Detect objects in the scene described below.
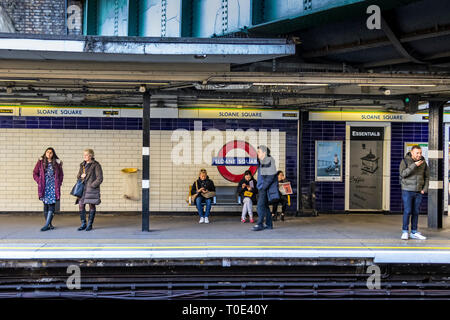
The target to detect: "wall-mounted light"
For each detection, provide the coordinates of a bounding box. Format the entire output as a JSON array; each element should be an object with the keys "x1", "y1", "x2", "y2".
[
  {"x1": 358, "y1": 84, "x2": 437, "y2": 87},
  {"x1": 6, "y1": 86, "x2": 13, "y2": 94},
  {"x1": 379, "y1": 87, "x2": 391, "y2": 95},
  {"x1": 253, "y1": 83, "x2": 328, "y2": 86},
  {"x1": 194, "y1": 54, "x2": 207, "y2": 59},
  {"x1": 139, "y1": 84, "x2": 147, "y2": 93}
]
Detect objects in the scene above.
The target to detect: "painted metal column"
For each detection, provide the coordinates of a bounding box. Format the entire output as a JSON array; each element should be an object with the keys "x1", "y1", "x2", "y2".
[
  {"x1": 296, "y1": 111, "x2": 303, "y2": 215},
  {"x1": 427, "y1": 101, "x2": 445, "y2": 229},
  {"x1": 142, "y1": 90, "x2": 151, "y2": 232}
]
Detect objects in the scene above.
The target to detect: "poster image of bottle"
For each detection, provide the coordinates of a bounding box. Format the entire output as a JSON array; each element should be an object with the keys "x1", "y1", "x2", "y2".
[
  {"x1": 349, "y1": 127, "x2": 384, "y2": 210},
  {"x1": 315, "y1": 141, "x2": 343, "y2": 182},
  {"x1": 404, "y1": 142, "x2": 428, "y2": 163}
]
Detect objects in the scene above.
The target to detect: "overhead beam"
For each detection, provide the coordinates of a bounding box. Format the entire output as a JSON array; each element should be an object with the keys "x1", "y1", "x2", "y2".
[
  {"x1": 302, "y1": 24, "x2": 450, "y2": 58},
  {"x1": 363, "y1": 51, "x2": 450, "y2": 68},
  {"x1": 380, "y1": 15, "x2": 425, "y2": 64}
]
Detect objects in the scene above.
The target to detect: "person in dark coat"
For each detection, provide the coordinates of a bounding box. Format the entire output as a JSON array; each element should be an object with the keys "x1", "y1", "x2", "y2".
[
  {"x1": 271, "y1": 170, "x2": 289, "y2": 222},
  {"x1": 252, "y1": 145, "x2": 277, "y2": 231},
  {"x1": 237, "y1": 170, "x2": 258, "y2": 223},
  {"x1": 191, "y1": 169, "x2": 215, "y2": 224},
  {"x1": 76, "y1": 149, "x2": 103, "y2": 231},
  {"x1": 33, "y1": 147, "x2": 63, "y2": 231}
]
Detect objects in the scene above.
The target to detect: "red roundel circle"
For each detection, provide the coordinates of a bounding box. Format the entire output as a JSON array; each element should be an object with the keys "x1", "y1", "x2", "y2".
[{"x1": 217, "y1": 140, "x2": 257, "y2": 183}]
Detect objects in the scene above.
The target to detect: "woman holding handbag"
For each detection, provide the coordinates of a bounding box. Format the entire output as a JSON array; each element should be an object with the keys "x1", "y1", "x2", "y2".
[
  {"x1": 237, "y1": 170, "x2": 258, "y2": 223},
  {"x1": 75, "y1": 149, "x2": 103, "y2": 231},
  {"x1": 33, "y1": 147, "x2": 64, "y2": 232},
  {"x1": 191, "y1": 169, "x2": 215, "y2": 224}
]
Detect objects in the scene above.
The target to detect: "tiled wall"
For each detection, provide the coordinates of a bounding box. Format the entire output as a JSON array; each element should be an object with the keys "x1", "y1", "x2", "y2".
[
  {"x1": 0, "y1": 116, "x2": 298, "y2": 213},
  {"x1": 301, "y1": 118, "x2": 431, "y2": 213},
  {"x1": 391, "y1": 122, "x2": 429, "y2": 213},
  {"x1": 301, "y1": 120, "x2": 346, "y2": 212}
]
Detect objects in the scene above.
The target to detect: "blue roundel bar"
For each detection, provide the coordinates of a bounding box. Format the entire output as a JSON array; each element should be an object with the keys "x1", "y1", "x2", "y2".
[{"x1": 212, "y1": 157, "x2": 258, "y2": 166}]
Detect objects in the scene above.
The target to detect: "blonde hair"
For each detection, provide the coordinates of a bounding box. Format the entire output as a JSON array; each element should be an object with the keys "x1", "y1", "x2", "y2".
[
  {"x1": 199, "y1": 168, "x2": 207, "y2": 175},
  {"x1": 84, "y1": 149, "x2": 95, "y2": 158}
]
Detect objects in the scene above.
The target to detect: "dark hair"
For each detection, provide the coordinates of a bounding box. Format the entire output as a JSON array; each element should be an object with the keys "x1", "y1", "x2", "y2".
[
  {"x1": 257, "y1": 145, "x2": 271, "y2": 156},
  {"x1": 276, "y1": 170, "x2": 284, "y2": 177},
  {"x1": 244, "y1": 170, "x2": 253, "y2": 178},
  {"x1": 41, "y1": 147, "x2": 59, "y2": 170},
  {"x1": 411, "y1": 145, "x2": 422, "y2": 151}
]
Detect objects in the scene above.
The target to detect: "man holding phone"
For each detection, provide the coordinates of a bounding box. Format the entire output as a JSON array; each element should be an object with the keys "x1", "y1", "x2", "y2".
[{"x1": 399, "y1": 145, "x2": 429, "y2": 240}]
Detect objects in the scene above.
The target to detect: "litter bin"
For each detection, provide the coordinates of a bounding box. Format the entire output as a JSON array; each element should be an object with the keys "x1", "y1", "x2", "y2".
[{"x1": 121, "y1": 168, "x2": 140, "y2": 201}]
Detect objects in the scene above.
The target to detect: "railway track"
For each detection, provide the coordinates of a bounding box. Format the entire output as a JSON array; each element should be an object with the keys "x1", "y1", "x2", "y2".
[{"x1": 0, "y1": 261, "x2": 448, "y2": 299}]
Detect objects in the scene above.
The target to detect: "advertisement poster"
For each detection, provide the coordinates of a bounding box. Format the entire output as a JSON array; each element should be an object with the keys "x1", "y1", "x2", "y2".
[
  {"x1": 404, "y1": 142, "x2": 428, "y2": 163},
  {"x1": 315, "y1": 141, "x2": 343, "y2": 182},
  {"x1": 349, "y1": 127, "x2": 384, "y2": 210}
]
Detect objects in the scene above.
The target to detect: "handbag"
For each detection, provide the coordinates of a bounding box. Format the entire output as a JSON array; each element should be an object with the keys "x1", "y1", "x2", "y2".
[
  {"x1": 202, "y1": 191, "x2": 216, "y2": 199},
  {"x1": 70, "y1": 166, "x2": 85, "y2": 198},
  {"x1": 267, "y1": 176, "x2": 280, "y2": 205},
  {"x1": 244, "y1": 191, "x2": 253, "y2": 198},
  {"x1": 186, "y1": 181, "x2": 199, "y2": 205},
  {"x1": 70, "y1": 179, "x2": 85, "y2": 198}
]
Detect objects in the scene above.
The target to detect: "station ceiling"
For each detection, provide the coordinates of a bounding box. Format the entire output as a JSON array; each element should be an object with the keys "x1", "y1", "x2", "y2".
[{"x1": 0, "y1": 0, "x2": 449, "y2": 112}]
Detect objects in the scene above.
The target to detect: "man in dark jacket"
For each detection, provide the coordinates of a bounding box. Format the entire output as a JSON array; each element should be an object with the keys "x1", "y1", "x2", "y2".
[
  {"x1": 399, "y1": 145, "x2": 429, "y2": 240},
  {"x1": 252, "y1": 145, "x2": 277, "y2": 231}
]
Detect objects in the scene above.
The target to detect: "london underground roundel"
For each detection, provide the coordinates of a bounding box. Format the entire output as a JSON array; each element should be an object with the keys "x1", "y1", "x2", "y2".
[{"x1": 212, "y1": 140, "x2": 258, "y2": 183}]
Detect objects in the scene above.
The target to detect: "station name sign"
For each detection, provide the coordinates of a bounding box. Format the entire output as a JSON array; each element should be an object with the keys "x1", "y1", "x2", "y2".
[
  {"x1": 0, "y1": 106, "x2": 298, "y2": 120},
  {"x1": 309, "y1": 111, "x2": 434, "y2": 122},
  {"x1": 212, "y1": 157, "x2": 258, "y2": 166},
  {"x1": 180, "y1": 108, "x2": 299, "y2": 120}
]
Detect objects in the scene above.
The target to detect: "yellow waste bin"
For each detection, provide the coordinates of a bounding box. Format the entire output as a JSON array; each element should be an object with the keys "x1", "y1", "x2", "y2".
[{"x1": 121, "y1": 168, "x2": 140, "y2": 201}]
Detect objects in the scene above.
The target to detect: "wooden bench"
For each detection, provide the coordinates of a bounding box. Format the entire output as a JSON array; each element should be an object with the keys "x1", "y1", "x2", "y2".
[{"x1": 187, "y1": 185, "x2": 240, "y2": 206}]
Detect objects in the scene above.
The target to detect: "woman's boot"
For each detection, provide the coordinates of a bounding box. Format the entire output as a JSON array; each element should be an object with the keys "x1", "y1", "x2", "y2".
[
  {"x1": 85, "y1": 209, "x2": 96, "y2": 231},
  {"x1": 40, "y1": 210, "x2": 54, "y2": 232},
  {"x1": 77, "y1": 208, "x2": 87, "y2": 231}
]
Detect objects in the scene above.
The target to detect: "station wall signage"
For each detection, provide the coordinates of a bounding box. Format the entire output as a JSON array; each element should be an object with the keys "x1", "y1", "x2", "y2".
[
  {"x1": 0, "y1": 107, "x2": 17, "y2": 115},
  {"x1": 0, "y1": 106, "x2": 298, "y2": 120},
  {"x1": 212, "y1": 140, "x2": 258, "y2": 183},
  {"x1": 180, "y1": 108, "x2": 299, "y2": 120},
  {"x1": 350, "y1": 126, "x2": 384, "y2": 140},
  {"x1": 309, "y1": 110, "x2": 439, "y2": 122}
]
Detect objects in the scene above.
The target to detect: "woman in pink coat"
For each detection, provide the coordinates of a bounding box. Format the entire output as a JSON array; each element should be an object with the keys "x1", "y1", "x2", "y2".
[{"x1": 33, "y1": 147, "x2": 64, "y2": 231}]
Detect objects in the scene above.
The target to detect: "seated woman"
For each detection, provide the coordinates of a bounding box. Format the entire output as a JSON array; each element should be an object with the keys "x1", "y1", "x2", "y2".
[
  {"x1": 237, "y1": 170, "x2": 258, "y2": 223},
  {"x1": 191, "y1": 169, "x2": 216, "y2": 224},
  {"x1": 271, "y1": 170, "x2": 289, "y2": 221}
]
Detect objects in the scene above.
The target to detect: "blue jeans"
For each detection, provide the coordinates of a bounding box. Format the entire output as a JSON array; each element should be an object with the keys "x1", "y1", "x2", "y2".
[
  {"x1": 402, "y1": 190, "x2": 422, "y2": 233},
  {"x1": 195, "y1": 195, "x2": 212, "y2": 218},
  {"x1": 256, "y1": 189, "x2": 273, "y2": 228}
]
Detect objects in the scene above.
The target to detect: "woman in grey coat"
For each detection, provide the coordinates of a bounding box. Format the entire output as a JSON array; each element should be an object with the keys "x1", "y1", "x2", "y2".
[{"x1": 76, "y1": 149, "x2": 103, "y2": 231}]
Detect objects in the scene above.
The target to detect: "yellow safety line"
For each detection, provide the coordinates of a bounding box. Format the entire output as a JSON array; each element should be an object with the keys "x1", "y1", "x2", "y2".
[{"x1": 0, "y1": 245, "x2": 449, "y2": 250}]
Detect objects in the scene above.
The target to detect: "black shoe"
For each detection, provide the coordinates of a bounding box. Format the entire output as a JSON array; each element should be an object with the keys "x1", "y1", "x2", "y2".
[
  {"x1": 252, "y1": 225, "x2": 264, "y2": 231},
  {"x1": 272, "y1": 214, "x2": 277, "y2": 221},
  {"x1": 85, "y1": 209, "x2": 96, "y2": 231},
  {"x1": 264, "y1": 225, "x2": 273, "y2": 230},
  {"x1": 78, "y1": 209, "x2": 87, "y2": 231},
  {"x1": 49, "y1": 224, "x2": 55, "y2": 230},
  {"x1": 40, "y1": 211, "x2": 54, "y2": 232}
]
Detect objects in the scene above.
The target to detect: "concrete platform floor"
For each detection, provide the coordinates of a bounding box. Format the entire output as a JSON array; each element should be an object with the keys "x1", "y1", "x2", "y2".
[{"x1": 0, "y1": 213, "x2": 448, "y2": 263}]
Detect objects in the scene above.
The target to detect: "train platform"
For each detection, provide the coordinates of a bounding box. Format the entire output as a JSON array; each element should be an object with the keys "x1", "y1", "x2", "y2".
[{"x1": 0, "y1": 213, "x2": 448, "y2": 265}]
